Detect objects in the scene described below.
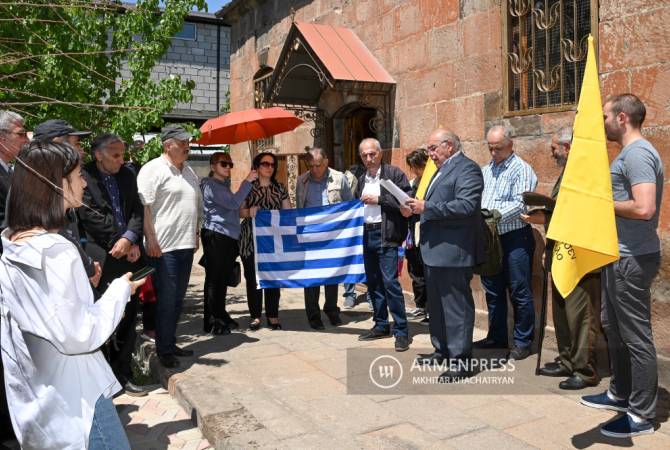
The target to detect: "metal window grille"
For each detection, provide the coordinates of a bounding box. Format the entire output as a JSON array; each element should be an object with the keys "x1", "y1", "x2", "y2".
[
  {"x1": 503, "y1": 0, "x2": 598, "y2": 116},
  {"x1": 254, "y1": 70, "x2": 274, "y2": 149}
]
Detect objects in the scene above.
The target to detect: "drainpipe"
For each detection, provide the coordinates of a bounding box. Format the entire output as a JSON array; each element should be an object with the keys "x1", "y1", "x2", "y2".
[{"x1": 216, "y1": 23, "x2": 221, "y2": 112}]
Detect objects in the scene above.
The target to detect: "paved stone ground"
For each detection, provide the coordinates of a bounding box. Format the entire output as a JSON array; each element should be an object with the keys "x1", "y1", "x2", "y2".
[
  {"x1": 114, "y1": 388, "x2": 211, "y2": 450},
  {"x1": 153, "y1": 258, "x2": 670, "y2": 449}
]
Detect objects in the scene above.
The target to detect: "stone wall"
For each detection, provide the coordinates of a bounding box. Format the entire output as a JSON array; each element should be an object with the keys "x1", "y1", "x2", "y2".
[{"x1": 224, "y1": 0, "x2": 670, "y2": 360}]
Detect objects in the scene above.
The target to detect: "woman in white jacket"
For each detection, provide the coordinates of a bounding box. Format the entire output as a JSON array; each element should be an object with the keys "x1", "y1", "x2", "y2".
[{"x1": 0, "y1": 141, "x2": 144, "y2": 449}]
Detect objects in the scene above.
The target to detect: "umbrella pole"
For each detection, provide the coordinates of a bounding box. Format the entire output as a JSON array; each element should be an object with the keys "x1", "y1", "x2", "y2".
[{"x1": 247, "y1": 140, "x2": 256, "y2": 162}]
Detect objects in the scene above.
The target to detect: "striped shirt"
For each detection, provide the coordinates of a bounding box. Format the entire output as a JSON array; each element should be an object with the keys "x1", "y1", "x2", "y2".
[{"x1": 481, "y1": 153, "x2": 537, "y2": 235}]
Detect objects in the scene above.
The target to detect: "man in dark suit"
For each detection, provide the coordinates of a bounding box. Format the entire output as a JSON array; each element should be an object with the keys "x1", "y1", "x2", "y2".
[
  {"x1": 78, "y1": 133, "x2": 148, "y2": 396},
  {"x1": 406, "y1": 129, "x2": 484, "y2": 381},
  {"x1": 0, "y1": 110, "x2": 28, "y2": 443}
]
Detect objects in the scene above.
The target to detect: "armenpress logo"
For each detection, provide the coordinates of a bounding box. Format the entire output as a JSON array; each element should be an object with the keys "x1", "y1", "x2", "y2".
[{"x1": 369, "y1": 354, "x2": 403, "y2": 389}]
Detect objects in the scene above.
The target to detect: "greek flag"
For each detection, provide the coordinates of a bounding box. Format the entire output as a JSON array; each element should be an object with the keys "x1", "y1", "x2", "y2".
[{"x1": 253, "y1": 200, "x2": 366, "y2": 289}]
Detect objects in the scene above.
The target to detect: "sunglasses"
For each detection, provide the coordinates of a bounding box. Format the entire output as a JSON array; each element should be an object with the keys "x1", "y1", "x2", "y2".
[
  {"x1": 217, "y1": 161, "x2": 234, "y2": 168},
  {"x1": 258, "y1": 161, "x2": 275, "y2": 168}
]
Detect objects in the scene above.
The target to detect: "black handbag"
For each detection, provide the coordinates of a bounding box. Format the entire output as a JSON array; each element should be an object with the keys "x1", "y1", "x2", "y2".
[{"x1": 227, "y1": 261, "x2": 241, "y2": 287}]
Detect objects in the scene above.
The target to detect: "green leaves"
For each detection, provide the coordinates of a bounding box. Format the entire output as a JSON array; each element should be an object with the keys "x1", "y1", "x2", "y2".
[{"x1": 0, "y1": 0, "x2": 207, "y2": 154}]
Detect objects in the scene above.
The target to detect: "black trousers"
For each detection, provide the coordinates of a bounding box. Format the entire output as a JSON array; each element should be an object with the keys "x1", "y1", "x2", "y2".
[
  {"x1": 201, "y1": 229, "x2": 238, "y2": 326},
  {"x1": 99, "y1": 253, "x2": 143, "y2": 385},
  {"x1": 304, "y1": 284, "x2": 339, "y2": 322},
  {"x1": 405, "y1": 246, "x2": 426, "y2": 309},
  {"x1": 241, "y1": 252, "x2": 279, "y2": 319}
]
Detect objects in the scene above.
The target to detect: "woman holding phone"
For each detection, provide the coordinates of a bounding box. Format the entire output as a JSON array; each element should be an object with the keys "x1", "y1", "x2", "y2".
[
  {"x1": 239, "y1": 152, "x2": 291, "y2": 331},
  {"x1": 200, "y1": 152, "x2": 257, "y2": 335},
  {"x1": 0, "y1": 141, "x2": 145, "y2": 450}
]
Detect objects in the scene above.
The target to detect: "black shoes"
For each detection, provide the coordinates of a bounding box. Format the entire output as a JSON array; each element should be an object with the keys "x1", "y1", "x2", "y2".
[
  {"x1": 173, "y1": 346, "x2": 194, "y2": 357},
  {"x1": 309, "y1": 320, "x2": 325, "y2": 330},
  {"x1": 473, "y1": 338, "x2": 508, "y2": 349},
  {"x1": 159, "y1": 354, "x2": 180, "y2": 368},
  {"x1": 358, "y1": 328, "x2": 392, "y2": 341},
  {"x1": 394, "y1": 336, "x2": 410, "y2": 352},
  {"x1": 124, "y1": 381, "x2": 151, "y2": 397},
  {"x1": 327, "y1": 314, "x2": 343, "y2": 326},
  {"x1": 249, "y1": 318, "x2": 261, "y2": 331},
  {"x1": 538, "y1": 364, "x2": 571, "y2": 377},
  {"x1": 211, "y1": 319, "x2": 232, "y2": 336},
  {"x1": 559, "y1": 375, "x2": 598, "y2": 390},
  {"x1": 507, "y1": 346, "x2": 531, "y2": 360},
  {"x1": 267, "y1": 319, "x2": 282, "y2": 330},
  {"x1": 415, "y1": 352, "x2": 445, "y2": 366}
]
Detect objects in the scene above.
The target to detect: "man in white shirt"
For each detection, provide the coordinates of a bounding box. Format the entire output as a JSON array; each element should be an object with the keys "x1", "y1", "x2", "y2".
[{"x1": 137, "y1": 125, "x2": 201, "y2": 369}]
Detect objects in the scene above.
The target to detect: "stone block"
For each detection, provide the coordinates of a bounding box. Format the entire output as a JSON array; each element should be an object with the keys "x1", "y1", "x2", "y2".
[
  {"x1": 484, "y1": 91, "x2": 502, "y2": 121},
  {"x1": 503, "y1": 114, "x2": 543, "y2": 137},
  {"x1": 463, "y1": 10, "x2": 496, "y2": 58},
  {"x1": 402, "y1": 63, "x2": 455, "y2": 108},
  {"x1": 511, "y1": 136, "x2": 561, "y2": 185},
  {"x1": 396, "y1": 1, "x2": 422, "y2": 40},
  {"x1": 631, "y1": 64, "x2": 670, "y2": 127},
  {"x1": 428, "y1": 22, "x2": 462, "y2": 65},
  {"x1": 436, "y1": 94, "x2": 485, "y2": 141},
  {"x1": 540, "y1": 110, "x2": 575, "y2": 134},
  {"x1": 397, "y1": 104, "x2": 437, "y2": 150},
  {"x1": 419, "y1": 0, "x2": 459, "y2": 29},
  {"x1": 600, "y1": 0, "x2": 661, "y2": 21},
  {"x1": 462, "y1": 53, "x2": 503, "y2": 96},
  {"x1": 599, "y1": 8, "x2": 670, "y2": 72},
  {"x1": 459, "y1": 0, "x2": 498, "y2": 18},
  {"x1": 396, "y1": 32, "x2": 428, "y2": 73},
  {"x1": 381, "y1": 10, "x2": 395, "y2": 45}
]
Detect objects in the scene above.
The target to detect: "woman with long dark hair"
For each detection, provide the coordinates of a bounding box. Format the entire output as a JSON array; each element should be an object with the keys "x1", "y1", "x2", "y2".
[
  {"x1": 0, "y1": 141, "x2": 144, "y2": 449},
  {"x1": 201, "y1": 152, "x2": 257, "y2": 334},
  {"x1": 239, "y1": 152, "x2": 291, "y2": 330}
]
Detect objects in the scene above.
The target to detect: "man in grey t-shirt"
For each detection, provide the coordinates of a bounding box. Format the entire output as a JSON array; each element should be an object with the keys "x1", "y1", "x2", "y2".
[{"x1": 580, "y1": 94, "x2": 664, "y2": 438}]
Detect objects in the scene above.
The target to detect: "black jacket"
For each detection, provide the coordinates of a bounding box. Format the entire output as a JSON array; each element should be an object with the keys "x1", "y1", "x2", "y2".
[
  {"x1": 78, "y1": 162, "x2": 144, "y2": 269},
  {"x1": 355, "y1": 163, "x2": 411, "y2": 246}
]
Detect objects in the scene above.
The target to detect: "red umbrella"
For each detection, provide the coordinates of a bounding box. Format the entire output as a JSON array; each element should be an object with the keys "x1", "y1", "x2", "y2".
[{"x1": 196, "y1": 107, "x2": 304, "y2": 145}]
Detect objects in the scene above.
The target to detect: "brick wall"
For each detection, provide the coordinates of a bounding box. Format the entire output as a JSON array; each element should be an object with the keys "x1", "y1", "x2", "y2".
[
  {"x1": 224, "y1": 0, "x2": 670, "y2": 361},
  {"x1": 120, "y1": 20, "x2": 231, "y2": 118}
]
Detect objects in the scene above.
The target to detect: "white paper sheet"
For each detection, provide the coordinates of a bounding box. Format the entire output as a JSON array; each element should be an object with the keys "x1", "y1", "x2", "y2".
[{"x1": 380, "y1": 179, "x2": 410, "y2": 205}]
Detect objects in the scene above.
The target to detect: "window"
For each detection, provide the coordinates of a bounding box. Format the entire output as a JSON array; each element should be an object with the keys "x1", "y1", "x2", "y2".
[
  {"x1": 503, "y1": 0, "x2": 598, "y2": 115},
  {"x1": 174, "y1": 22, "x2": 197, "y2": 41}
]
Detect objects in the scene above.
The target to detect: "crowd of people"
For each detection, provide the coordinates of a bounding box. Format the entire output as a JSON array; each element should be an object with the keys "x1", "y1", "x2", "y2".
[{"x1": 0, "y1": 91, "x2": 664, "y2": 447}]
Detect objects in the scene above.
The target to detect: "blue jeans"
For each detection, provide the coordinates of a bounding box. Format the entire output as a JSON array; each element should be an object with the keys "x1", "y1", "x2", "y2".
[
  {"x1": 481, "y1": 226, "x2": 535, "y2": 348},
  {"x1": 150, "y1": 249, "x2": 194, "y2": 356},
  {"x1": 342, "y1": 283, "x2": 356, "y2": 300},
  {"x1": 88, "y1": 395, "x2": 130, "y2": 450},
  {"x1": 363, "y1": 227, "x2": 408, "y2": 337}
]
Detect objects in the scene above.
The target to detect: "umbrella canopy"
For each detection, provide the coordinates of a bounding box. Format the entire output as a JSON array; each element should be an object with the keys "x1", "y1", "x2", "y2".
[{"x1": 196, "y1": 107, "x2": 304, "y2": 145}]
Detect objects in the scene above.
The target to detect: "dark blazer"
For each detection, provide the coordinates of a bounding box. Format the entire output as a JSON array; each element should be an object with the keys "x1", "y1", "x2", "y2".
[
  {"x1": 420, "y1": 152, "x2": 485, "y2": 268},
  {"x1": 355, "y1": 163, "x2": 411, "y2": 246},
  {"x1": 0, "y1": 164, "x2": 10, "y2": 231},
  {"x1": 78, "y1": 162, "x2": 143, "y2": 266}
]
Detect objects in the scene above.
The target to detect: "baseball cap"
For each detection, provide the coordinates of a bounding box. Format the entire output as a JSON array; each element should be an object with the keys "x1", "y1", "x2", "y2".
[
  {"x1": 33, "y1": 119, "x2": 91, "y2": 140},
  {"x1": 160, "y1": 124, "x2": 192, "y2": 142}
]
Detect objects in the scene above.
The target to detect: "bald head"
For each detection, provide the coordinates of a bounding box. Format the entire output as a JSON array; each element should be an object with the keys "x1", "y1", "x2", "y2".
[
  {"x1": 487, "y1": 125, "x2": 514, "y2": 164},
  {"x1": 426, "y1": 128, "x2": 462, "y2": 168}
]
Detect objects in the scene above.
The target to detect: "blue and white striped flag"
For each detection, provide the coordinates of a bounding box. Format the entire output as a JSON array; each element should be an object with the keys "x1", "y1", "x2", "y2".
[{"x1": 253, "y1": 200, "x2": 367, "y2": 289}]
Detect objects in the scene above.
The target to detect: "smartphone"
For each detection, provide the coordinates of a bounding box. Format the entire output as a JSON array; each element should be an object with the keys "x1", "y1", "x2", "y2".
[{"x1": 130, "y1": 266, "x2": 155, "y2": 282}]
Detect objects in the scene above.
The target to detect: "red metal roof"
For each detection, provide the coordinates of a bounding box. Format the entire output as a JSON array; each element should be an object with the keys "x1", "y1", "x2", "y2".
[{"x1": 295, "y1": 22, "x2": 395, "y2": 84}]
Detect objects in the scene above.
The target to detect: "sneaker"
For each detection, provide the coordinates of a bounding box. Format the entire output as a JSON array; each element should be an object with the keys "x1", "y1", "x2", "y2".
[
  {"x1": 507, "y1": 346, "x2": 531, "y2": 360},
  {"x1": 581, "y1": 391, "x2": 629, "y2": 412},
  {"x1": 419, "y1": 317, "x2": 430, "y2": 326},
  {"x1": 407, "y1": 307, "x2": 426, "y2": 319},
  {"x1": 394, "y1": 335, "x2": 410, "y2": 352},
  {"x1": 343, "y1": 297, "x2": 355, "y2": 309},
  {"x1": 600, "y1": 414, "x2": 654, "y2": 438},
  {"x1": 358, "y1": 328, "x2": 391, "y2": 341}
]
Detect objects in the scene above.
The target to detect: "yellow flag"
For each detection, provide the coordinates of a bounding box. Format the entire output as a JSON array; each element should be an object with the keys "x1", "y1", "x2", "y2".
[
  {"x1": 415, "y1": 158, "x2": 437, "y2": 200},
  {"x1": 546, "y1": 35, "x2": 619, "y2": 297}
]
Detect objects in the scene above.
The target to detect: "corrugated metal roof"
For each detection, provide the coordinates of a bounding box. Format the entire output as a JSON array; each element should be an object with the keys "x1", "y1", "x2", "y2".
[{"x1": 295, "y1": 22, "x2": 395, "y2": 84}]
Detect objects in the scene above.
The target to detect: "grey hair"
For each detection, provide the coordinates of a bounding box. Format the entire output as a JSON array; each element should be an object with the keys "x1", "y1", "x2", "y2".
[
  {"x1": 487, "y1": 125, "x2": 513, "y2": 144},
  {"x1": 554, "y1": 126, "x2": 573, "y2": 145},
  {"x1": 91, "y1": 133, "x2": 124, "y2": 154},
  {"x1": 435, "y1": 129, "x2": 463, "y2": 153},
  {"x1": 359, "y1": 137, "x2": 381, "y2": 153},
  {"x1": 0, "y1": 110, "x2": 24, "y2": 133},
  {"x1": 306, "y1": 147, "x2": 328, "y2": 160}
]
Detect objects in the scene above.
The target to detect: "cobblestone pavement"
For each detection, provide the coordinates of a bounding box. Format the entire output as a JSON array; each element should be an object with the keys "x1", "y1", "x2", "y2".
[
  {"x1": 115, "y1": 388, "x2": 211, "y2": 450},
  {"x1": 148, "y1": 257, "x2": 670, "y2": 449}
]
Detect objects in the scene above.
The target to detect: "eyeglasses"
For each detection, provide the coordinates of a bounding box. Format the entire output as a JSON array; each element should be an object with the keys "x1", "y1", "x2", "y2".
[
  {"x1": 217, "y1": 161, "x2": 234, "y2": 168},
  {"x1": 309, "y1": 163, "x2": 323, "y2": 169},
  {"x1": 426, "y1": 140, "x2": 449, "y2": 153},
  {"x1": 258, "y1": 161, "x2": 275, "y2": 168}
]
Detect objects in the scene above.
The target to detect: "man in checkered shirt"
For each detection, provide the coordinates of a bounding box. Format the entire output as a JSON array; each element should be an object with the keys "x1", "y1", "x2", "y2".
[{"x1": 477, "y1": 125, "x2": 538, "y2": 361}]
